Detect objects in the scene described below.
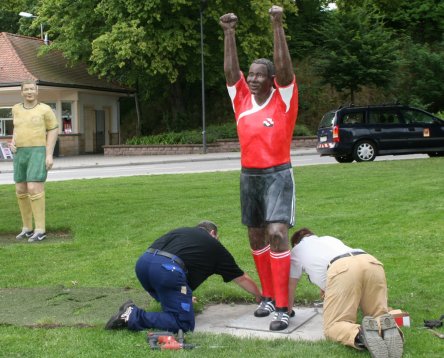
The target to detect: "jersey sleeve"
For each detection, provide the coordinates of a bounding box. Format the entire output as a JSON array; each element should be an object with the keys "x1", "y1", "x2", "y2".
[
  {"x1": 44, "y1": 105, "x2": 58, "y2": 131},
  {"x1": 289, "y1": 249, "x2": 303, "y2": 279},
  {"x1": 227, "y1": 72, "x2": 250, "y2": 115},
  {"x1": 275, "y1": 75, "x2": 298, "y2": 114},
  {"x1": 214, "y1": 242, "x2": 244, "y2": 282}
]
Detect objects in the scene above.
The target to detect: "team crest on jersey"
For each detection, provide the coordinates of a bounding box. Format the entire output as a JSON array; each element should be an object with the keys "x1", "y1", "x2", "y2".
[{"x1": 263, "y1": 118, "x2": 274, "y2": 127}]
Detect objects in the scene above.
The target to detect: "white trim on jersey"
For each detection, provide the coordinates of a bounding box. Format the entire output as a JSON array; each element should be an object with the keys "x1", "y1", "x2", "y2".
[
  {"x1": 279, "y1": 84, "x2": 295, "y2": 113},
  {"x1": 236, "y1": 88, "x2": 276, "y2": 125},
  {"x1": 227, "y1": 85, "x2": 237, "y2": 113}
]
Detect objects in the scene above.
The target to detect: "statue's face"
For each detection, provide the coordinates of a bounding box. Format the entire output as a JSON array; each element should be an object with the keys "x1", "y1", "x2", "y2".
[
  {"x1": 21, "y1": 84, "x2": 38, "y2": 102},
  {"x1": 247, "y1": 63, "x2": 273, "y2": 98}
]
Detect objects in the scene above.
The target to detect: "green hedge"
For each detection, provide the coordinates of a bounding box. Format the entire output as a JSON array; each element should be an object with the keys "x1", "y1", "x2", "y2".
[{"x1": 126, "y1": 122, "x2": 313, "y2": 145}]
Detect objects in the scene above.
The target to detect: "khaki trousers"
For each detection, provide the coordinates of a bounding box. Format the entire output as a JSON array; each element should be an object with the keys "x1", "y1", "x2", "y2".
[{"x1": 323, "y1": 254, "x2": 388, "y2": 348}]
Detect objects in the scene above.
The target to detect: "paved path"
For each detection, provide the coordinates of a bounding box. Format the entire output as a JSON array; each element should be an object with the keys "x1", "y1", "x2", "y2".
[{"x1": 0, "y1": 148, "x2": 317, "y2": 174}]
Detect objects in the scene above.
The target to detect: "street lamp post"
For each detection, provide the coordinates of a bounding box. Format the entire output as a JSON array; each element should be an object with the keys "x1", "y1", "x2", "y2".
[
  {"x1": 19, "y1": 11, "x2": 44, "y2": 40},
  {"x1": 200, "y1": 1, "x2": 207, "y2": 154}
]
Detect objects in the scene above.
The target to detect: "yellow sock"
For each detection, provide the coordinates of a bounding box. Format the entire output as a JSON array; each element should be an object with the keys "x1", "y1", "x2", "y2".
[
  {"x1": 16, "y1": 192, "x2": 33, "y2": 230},
  {"x1": 30, "y1": 191, "x2": 45, "y2": 233}
]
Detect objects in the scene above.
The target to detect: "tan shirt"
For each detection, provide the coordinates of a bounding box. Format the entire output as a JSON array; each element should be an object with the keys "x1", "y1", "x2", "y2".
[{"x1": 13, "y1": 103, "x2": 58, "y2": 147}]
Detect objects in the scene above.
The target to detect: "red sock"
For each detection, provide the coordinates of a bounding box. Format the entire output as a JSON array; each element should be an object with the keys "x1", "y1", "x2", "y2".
[
  {"x1": 270, "y1": 250, "x2": 290, "y2": 309},
  {"x1": 252, "y1": 245, "x2": 274, "y2": 299}
]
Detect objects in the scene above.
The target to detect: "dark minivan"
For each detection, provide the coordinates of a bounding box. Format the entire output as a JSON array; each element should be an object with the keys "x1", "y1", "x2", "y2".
[{"x1": 316, "y1": 104, "x2": 444, "y2": 162}]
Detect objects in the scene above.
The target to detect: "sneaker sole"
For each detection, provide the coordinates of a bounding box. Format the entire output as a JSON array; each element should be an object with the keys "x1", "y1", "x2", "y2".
[
  {"x1": 105, "y1": 300, "x2": 134, "y2": 330},
  {"x1": 16, "y1": 232, "x2": 34, "y2": 240},
  {"x1": 361, "y1": 316, "x2": 389, "y2": 358},
  {"x1": 254, "y1": 309, "x2": 274, "y2": 317},
  {"x1": 379, "y1": 314, "x2": 403, "y2": 358},
  {"x1": 28, "y1": 234, "x2": 47, "y2": 243}
]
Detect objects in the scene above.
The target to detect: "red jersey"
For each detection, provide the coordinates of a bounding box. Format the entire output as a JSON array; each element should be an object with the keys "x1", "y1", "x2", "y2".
[{"x1": 227, "y1": 73, "x2": 298, "y2": 168}]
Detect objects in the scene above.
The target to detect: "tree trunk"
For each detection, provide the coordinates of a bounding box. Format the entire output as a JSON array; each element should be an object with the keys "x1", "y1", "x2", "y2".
[
  {"x1": 169, "y1": 82, "x2": 186, "y2": 125},
  {"x1": 350, "y1": 89, "x2": 355, "y2": 104}
]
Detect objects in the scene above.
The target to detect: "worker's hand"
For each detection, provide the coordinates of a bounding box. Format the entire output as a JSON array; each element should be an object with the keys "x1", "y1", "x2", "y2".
[
  {"x1": 269, "y1": 5, "x2": 284, "y2": 23},
  {"x1": 46, "y1": 154, "x2": 54, "y2": 170},
  {"x1": 9, "y1": 140, "x2": 16, "y2": 154},
  {"x1": 219, "y1": 13, "x2": 238, "y2": 31},
  {"x1": 192, "y1": 296, "x2": 197, "y2": 303}
]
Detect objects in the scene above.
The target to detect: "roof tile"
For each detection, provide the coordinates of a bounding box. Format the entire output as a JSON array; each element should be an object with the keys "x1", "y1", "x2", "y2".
[{"x1": 0, "y1": 32, "x2": 132, "y2": 93}]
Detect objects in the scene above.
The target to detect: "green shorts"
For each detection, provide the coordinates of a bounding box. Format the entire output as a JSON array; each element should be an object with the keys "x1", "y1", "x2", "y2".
[{"x1": 13, "y1": 147, "x2": 47, "y2": 183}]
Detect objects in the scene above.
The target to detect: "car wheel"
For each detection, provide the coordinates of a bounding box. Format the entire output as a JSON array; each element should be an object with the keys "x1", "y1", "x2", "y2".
[
  {"x1": 428, "y1": 152, "x2": 444, "y2": 157},
  {"x1": 353, "y1": 141, "x2": 376, "y2": 162},
  {"x1": 334, "y1": 155, "x2": 354, "y2": 163}
]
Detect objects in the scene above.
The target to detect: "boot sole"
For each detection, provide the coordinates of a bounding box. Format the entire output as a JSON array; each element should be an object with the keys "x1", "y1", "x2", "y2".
[
  {"x1": 361, "y1": 316, "x2": 389, "y2": 358},
  {"x1": 379, "y1": 314, "x2": 404, "y2": 358}
]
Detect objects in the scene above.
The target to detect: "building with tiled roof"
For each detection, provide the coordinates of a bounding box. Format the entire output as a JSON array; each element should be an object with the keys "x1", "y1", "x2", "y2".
[{"x1": 0, "y1": 32, "x2": 135, "y2": 155}]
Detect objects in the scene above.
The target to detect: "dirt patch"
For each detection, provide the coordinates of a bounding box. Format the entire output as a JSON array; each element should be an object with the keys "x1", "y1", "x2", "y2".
[
  {"x1": 0, "y1": 287, "x2": 150, "y2": 327},
  {"x1": 0, "y1": 230, "x2": 73, "y2": 246}
]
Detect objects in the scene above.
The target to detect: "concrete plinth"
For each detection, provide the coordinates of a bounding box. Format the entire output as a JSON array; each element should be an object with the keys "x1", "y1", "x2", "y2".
[{"x1": 195, "y1": 304, "x2": 325, "y2": 341}]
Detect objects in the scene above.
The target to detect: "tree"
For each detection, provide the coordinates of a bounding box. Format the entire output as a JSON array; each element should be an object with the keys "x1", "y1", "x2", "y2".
[
  {"x1": 337, "y1": 0, "x2": 444, "y2": 45},
  {"x1": 314, "y1": 5, "x2": 400, "y2": 103},
  {"x1": 286, "y1": 0, "x2": 331, "y2": 59},
  {"x1": 36, "y1": 0, "x2": 297, "y2": 133},
  {"x1": 395, "y1": 40, "x2": 444, "y2": 112},
  {"x1": 0, "y1": 0, "x2": 34, "y2": 34}
]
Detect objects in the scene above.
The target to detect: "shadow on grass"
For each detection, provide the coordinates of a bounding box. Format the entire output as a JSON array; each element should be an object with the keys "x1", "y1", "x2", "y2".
[
  {"x1": 0, "y1": 287, "x2": 150, "y2": 328},
  {"x1": 0, "y1": 230, "x2": 73, "y2": 246}
]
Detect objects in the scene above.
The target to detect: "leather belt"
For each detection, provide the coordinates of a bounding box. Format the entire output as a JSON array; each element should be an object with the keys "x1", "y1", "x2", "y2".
[
  {"x1": 146, "y1": 248, "x2": 187, "y2": 272},
  {"x1": 328, "y1": 251, "x2": 367, "y2": 269}
]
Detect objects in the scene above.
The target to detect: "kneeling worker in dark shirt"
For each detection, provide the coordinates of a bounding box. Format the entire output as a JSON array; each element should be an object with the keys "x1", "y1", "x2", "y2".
[{"x1": 106, "y1": 221, "x2": 261, "y2": 332}]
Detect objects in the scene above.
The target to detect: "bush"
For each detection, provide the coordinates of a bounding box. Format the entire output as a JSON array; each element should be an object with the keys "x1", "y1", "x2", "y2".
[{"x1": 125, "y1": 122, "x2": 313, "y2": 145}]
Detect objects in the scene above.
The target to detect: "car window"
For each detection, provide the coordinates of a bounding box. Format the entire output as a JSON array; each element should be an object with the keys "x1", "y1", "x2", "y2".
[
  {"x1": 401, "y1": 109, "x2": 437, "y2": 124},
  {"x1": 368, "y1": 110, "x2": 401, "y2": 124},
  {"x1": 319, "y1": 112, "x2": 335, "y2": 128},
  {"x1": 342, "y1": 112, "x2": 365, "y2": 125}
]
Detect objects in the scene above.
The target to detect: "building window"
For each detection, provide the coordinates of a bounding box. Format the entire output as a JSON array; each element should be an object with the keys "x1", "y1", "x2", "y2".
[
  {"x1": 62, "y1": 102, "x2": 72, "y2": 133},
  {"x1": 0, "y1": 107, "x2": 13, "y2": 136}
]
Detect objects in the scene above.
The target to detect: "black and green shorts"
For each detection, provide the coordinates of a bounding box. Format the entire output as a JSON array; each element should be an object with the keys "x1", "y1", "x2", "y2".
[
  {"x1": 13, "y1": 147, "x2": 47, "y2": 183},
  {"x1": 240, "y1": 162, "x2": 295, "y2": 228}
]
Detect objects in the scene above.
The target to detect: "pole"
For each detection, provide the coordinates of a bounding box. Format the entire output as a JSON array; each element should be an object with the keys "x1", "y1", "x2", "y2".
[
  {"x1": 200, "y1": 4, "x2": 207, "y2": 154},
  {"x1": 40, "y1": 23, "x2": 43, "y2": 40}
]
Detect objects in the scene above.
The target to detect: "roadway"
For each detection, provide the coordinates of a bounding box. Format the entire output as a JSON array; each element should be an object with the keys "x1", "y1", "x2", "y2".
[{"x1": 0, "y1": 150, "x2": 430, "y2": 185}]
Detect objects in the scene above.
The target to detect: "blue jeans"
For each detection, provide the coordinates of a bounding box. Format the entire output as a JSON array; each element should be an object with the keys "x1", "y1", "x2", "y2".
[{"x1": 128, "y1": 252, "x2": 195, "y2": 332}]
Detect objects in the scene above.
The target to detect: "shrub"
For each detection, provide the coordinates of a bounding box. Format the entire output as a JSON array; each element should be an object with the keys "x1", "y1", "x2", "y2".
[{"x1": 125, "y1": 122, "x2": 313, "y2": 145}]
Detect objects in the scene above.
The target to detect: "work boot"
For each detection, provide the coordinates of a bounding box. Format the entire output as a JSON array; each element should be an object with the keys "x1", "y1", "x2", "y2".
[
  {"x1": 269, "y1": 308, "x2": 290, "y2": 331},
  {"x1": 254, "y1": 297, "x2": 275, "y2": 317},
  {"x1": 105, "y1": 300, "x2": 135, "y2": 330},
  {"x1": 379, "y1": 314, "x2": 404, "y2": 358},
  {"x1": 360, "y1": 316, "x2": 389, "y2": 358}
]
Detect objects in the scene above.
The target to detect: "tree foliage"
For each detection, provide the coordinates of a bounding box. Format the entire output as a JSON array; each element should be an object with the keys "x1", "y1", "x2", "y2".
[
  {"x1": 395, "y1": 40, "x2": 444, "y2": 112},
  {"x1": 337, "y1": 0, "x2": 444, "y2": 44},
  {"x1": 314, "y1": 5, "x2": 400, "y2": 103},
  {"x1": 36, "y1": 0, "x2": 296, "y2": 133},
  {"x1": 5, "y1": 0, "x2": 444, "y2": 133}
]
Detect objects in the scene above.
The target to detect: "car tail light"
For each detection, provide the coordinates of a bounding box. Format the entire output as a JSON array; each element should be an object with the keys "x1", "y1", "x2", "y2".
[{"x1": 333, "y1": 125, "x2": 340, "y2": 142}]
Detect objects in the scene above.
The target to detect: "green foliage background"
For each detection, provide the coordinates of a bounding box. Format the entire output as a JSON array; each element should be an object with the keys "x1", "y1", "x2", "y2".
[{"x1": 1, "y1": 0, "x2": 443, "y2": 135}]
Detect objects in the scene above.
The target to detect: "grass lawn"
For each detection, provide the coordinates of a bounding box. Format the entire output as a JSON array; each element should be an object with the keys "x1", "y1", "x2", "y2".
[{"x1": 0, "y1": 158, "x2": 443, "y2": 357}]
